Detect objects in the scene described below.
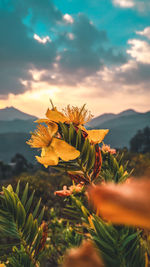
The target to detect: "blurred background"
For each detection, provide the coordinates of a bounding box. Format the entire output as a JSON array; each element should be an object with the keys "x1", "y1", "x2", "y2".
[{"x1": 0, "y1": 1, "x2": 150, "y2": 265}]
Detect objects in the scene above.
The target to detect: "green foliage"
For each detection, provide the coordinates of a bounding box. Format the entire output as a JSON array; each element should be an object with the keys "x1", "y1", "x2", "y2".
[
  {"x1": 8, "y1": 170, "x2": 71, "y2": 219},
  {"x1": 100, "y1": 151, "x2": 131, "y2": 183},
  {"x1": 62, "y1": 148, "x2": 147, "y2": 267},
  {"x1": 0, "y1": 182, "x2": 45, "y2": 266},
  {"x1": 89, "y1": 216, "x2": 145, "y2": 267},
  {"x1": 6, "y1": 246, "x2": 35, "y2": 267},
  {"x1": 44, "y1": 208, "x2": 83, "y2": 266},
  {"x1": 56, "y1": 123, "x2": 98, "y2": 183},
  {"x1": 1, "y1": 109, "x2": 150, "y2": 266},
  {"x1": 118, "y1": 149, "x2": 150, "y2": 177},
  {"x1": 64, "y1": 193, "x2": 146, "y2": 267},
  {"x1": 130, "y1": 126, "x2": 150, "y2": 153}
]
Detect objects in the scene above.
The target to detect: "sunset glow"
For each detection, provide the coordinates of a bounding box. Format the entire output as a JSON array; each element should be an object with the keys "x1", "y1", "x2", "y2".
[{"x1": 0, "y1": 0, "x2": 149, "y2": 117}]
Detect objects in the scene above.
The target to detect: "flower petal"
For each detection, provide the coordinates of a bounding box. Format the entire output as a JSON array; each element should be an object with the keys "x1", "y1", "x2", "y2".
[
  {"x1": 51, "y1": 138, "x2": 80, "y2": 161},
  {"x1": 34, "y1": 118, "x2": 50, "y2": 124},
  {"x1": 35, "y1": 119, "x2": 59, "y2": 136},
  {"x1": 36, "y1": 147, "x2": 58, "y2": 167},
  {"x1": 47, "y1": 122, "x2": 58, "y2": 137},
  {"x1": 46, "y1": 108, "x2": 67, "y2": 123},
  {"x1": 88, "y1": 179, "x2": 150, "y2": 229},
  {"x1": 87, "y1": 129, "x2": 109, "y2": 143},
  {"x1": 27, "y1": 124, "x2": 52, "y2": 148}
]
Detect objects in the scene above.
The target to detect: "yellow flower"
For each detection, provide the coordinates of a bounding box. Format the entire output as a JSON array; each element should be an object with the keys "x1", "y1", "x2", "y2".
[
  {"x1": 45, "y1": 104, "x2": 93, "y2": 126},
  {"x1": 37, "y1": 103, "x2": 109, "y2": 144},
  {"x1": 63, "y1": 104, "x2": 93, "y2": 125},
  {"x1": 27, "y1": 122, "x2": 58, "y2": 148},
  {"x1": 85, "y1": 129, "x2": 109, "y2": 144},
  {"x1": 46, "y1": 107, "x2": 67, "y2": 123},
  {"x1": 88, "y1": 178, "x2": 150, "y2": 229},
  {"x1": 27, "y1": 122, "x2": 80, "y2": 167}
]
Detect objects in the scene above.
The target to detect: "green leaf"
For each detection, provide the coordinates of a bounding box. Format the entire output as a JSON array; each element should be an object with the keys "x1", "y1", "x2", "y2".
[
  {"x1": 31, "y1": 228, "x2": 43, "y2": 254},
  {"x1": 16, "y1": 180, "x2": 20, "y2": 195},
  {"x1": 86, "y1": 145, "x2": 95, "y2": 171},
  {"x1": 122, "y1": 232, "x2": 138, "y2": 249},
  {"x1": 37, "y1": 206, "x2": 45, "y2": 226},
  {"x1": 2, "y1": 187, "x2": 15, "y2": 213},
  {"x1": 16, "y1": 201, "x2": 26, "y2": 229},
  {"x1": 76, "y1": 129, "x2": 82, "y2": 150},
  {"x1": 59, "y1": 122, "x2": 69, "y2": 141},
  {"x1": 33, "y1": 198, "x2": 41, "y2": 219},
  {"x1": 25, "y1": 190, "x2": 35, "y2": 214},
  {"x1": 27, "y1": 219, "x2": 38, "y2": 246},
  {"x1": 23, "y1": 213, "x2": 33, "y2": 238},
  {"x1": 6, "y1": 184, "x2": 14, "y2": 193},
  {"x1": 21, "y1": 183, "x2": 29, "y2": 206},
  {"x1": 80, "y1": 138, "x2": 90, "y2": 165},
  {"x1": 69, "y1": 124, "x2": 76, "y2": 146}
]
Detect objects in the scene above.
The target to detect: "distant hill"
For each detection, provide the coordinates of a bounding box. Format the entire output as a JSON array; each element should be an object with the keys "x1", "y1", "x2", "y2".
[
  {"x1": 0, "y1": 107, "x2": 150, "y2": 163},
  {"x1": 87, "y1": 109, "x2": 137, "y2": 128},
  {"x1": 0, "y1": 119, "x2": 36, "y2": 134},
  {"x1": 0, "y1": 107, "x2": 37, "y2": 121},
  {"x1": 0, "y1": 107, "x2": 38, "y2": 162},
  {"x1": 0, "y1": 132, "x2": 39, "y2": 163},
  {"x1": 87, "y1": 110, "x2": 150, "y2": 148}
]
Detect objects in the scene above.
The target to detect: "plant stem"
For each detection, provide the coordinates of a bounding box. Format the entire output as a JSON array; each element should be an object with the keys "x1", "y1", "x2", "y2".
[
  {"x1": 77, "y1": 159, "x2": 91, "y2": 184},
  {"x1": 20, "y1": 231, "x2": 37, "y2": 266}
]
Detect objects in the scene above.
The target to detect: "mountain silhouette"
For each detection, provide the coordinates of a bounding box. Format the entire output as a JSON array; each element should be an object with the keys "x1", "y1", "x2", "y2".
[
  {"x1": 87, "y1": 109, "x2": 150, "y2": 149},
  {"x1": 0, "y1": 108, "x2": 150, "y2": 163},
  {"x1": 0, "y1": 106, "x2": 37, "y2": 121}
]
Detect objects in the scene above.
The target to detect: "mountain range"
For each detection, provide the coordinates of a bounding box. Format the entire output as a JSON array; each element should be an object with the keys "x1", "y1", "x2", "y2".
[
  {"x1": 87, "y1": 109, "x2": 150, "y2": 149},
  {"x1": 0, "y1": 107, "x2": 150, "y2": 163},
  {"x1": 0, "y1": 107, "x2": 37, "y2": 121}
]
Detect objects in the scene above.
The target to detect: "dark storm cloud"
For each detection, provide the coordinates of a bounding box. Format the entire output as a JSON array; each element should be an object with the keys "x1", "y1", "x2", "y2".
[
  {"x1": 2, "y1": 0, "x2": 149, "y2": 98},
  {"x1": 49, "y1": 14, "x2": 127, "y2": 84},
  {"x1": 60, "y1": 14, "x2": 126, "y2": 70},
  {"x1": 58, "y1": 14, "x2": 107, "y2": 74},
  {"x1": 0, "y1": 11, "x2": 56, "y2": 65},
  {"x1": 6, "y1": 0, "x2": 62, "y2": 25},
  {"x1": 0, "y1": 65, "x2": 32, "y2": 95},
  {"x1": 0, "y1": 2, "x2": 127, "y2": 96},
  {"x1": 134, "y1": 0, "x2": 150, "y2": 12},
  {"x1": 0, "y1": 8, "x2": 57, "y2": 95},
  {"x1": 116, "y1": 63, "x2": 150, "y2": 88}
]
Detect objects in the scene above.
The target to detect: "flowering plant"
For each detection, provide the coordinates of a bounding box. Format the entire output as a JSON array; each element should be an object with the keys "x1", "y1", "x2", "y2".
[
  {"x1": 0, "y1": 102, "x2": 150, "y2": 267},
  {"x1": 27, "y1": 102, "x2": 149, "y2": 267}
]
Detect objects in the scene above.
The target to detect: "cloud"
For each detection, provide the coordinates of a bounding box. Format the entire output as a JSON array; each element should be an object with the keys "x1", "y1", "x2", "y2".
[
  {"x1": 0, "y1": 6, "x2": 57, "y2": 96},
  {"x1": 67, "y1": 33, "x2": 75, "y2": 40},
  {"x1": 113, "y1": 61, "x2": 150, "y2": 88},
  {"x1": 0, "y1": 0, "x2": 149, "y2": 116},
  {"x1": 33, "y1": 34, "x2": 51, "y2": 44},
  {"x1": 136, "y1": 27, "x2": 150, "y2": 40},
  {"x1": 99, "y1": 34, "x2": 150, "y2": 90},
  {"x1": 0, "y1": 0, "x2": 127, "y2": 97},
  {"x1": 101, "y1": 29, "x2": 150, "y2": 91},
  {"x1": 75, "y1": 28, "x2": 150, "y2": 96},
  {"x1": 1, "y1": 19, "x2": 150, "y2": 117},
  {"x1": 52, "y1": 14, "x2": 126, "y2": 83},
  {"x1": 112, "y1": 0, "x2": 150, "y2": 12},
  {"x1": 10, "y1": 0, "x2": 63, "y2": 25},
  {"x1": 63, "y1": 14, "x2": 74, "y2": 24},
  {"x1": 113, "y1": 0, "x2": 135, "y2": 8},
  {"x1": 127, "y1": 39, "x2": 150, "y2": 64}
]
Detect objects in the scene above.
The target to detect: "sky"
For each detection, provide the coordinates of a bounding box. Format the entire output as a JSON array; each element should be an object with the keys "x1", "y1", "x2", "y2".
[{"x1": 0, "y1": 0, "x2": 150, "y2": 117}]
